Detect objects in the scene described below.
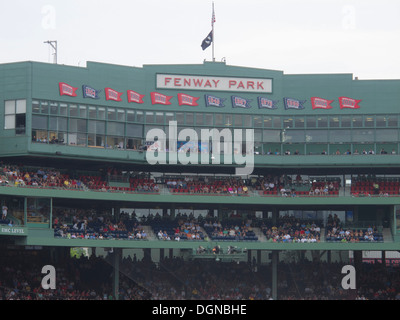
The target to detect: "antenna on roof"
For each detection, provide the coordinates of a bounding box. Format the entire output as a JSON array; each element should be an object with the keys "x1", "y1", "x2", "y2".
[{"x1": 44, "y1": 40, "x2": 57, "y2": 64}]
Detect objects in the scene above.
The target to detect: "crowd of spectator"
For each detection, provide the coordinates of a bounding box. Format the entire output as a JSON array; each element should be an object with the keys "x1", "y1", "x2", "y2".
[
  {"x1": 202, "y1": 219, "x2": 258, "y2": 241},
  {"x1": 164, "y1": 176, "x2": 250, "y2": 195},
  {"x1": 53, "y1": 207, "x2": 148, "y2": 241},
  {"x1": 1, "y1": 248, "x2": 400, "y2": 300},
  {"x1": 260, "y1": 217, "x2": 322, "y2": 243},
  {"x1": 154, "y1": 217, "x2": 205, "y2": 241},
  {"x1": 1, "y1": 163, "x2": 85, "y2": 190},
  {"x1": 4, "y1": 161, "x2": 400, "y2": 199}
]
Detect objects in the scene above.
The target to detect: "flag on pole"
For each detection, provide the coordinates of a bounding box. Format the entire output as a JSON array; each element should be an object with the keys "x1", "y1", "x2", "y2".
[
  {"x1": 201, "y1": 2, "x2": 215, "y2": 52},
  {"x1": 201, "y1": 31, "x2": 213, "y2": 50}
]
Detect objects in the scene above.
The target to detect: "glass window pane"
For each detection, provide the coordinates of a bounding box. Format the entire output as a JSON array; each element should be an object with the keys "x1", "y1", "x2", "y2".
[
  {"x1": 352, "y1": 129, "x2": 374, "y2": 142},
  {"x1": 283, "y1": 117, "x2": 293, "y2": 128},
  {"x1": 243, "y1": 115, "x2": 252, "y2": 127},
  {"x1": 176, "y1": 112, "x2": 184, "y2": 124},
  {"x1": 108, "y1": 108, "x2": 116, "y2": 120},
  {"x1": 294, "y1": 117, "x2": 305, "y2": 128},
  {"x1": 273, "y1": 117, "x2": 281, "y2": 128},
  {"x1": 127, "y1": 110, "x2": 135, "y2": 122},
  {"x1": 69, "y1": 119, "x2": 86, "y2": 132},
  {"x1": 4, "y1": 115, "x2": 15, "y2": 129},
  {"x1": 59, "y1": 103, "x2": 68, "y2": 116},
  {"x1": 205, "y1": 114, "x2": 213, "y2": 126},
  {"x1": 388, "y1": 116, "x2": 398, "y2": 127},
  {"x1": 49, "y1": 117, "x2": 57, "y2": 131},
  {"x1": 77, "y1": 119, "x2": 86, "y2": 132},
  {"x1": 306, "y1": 117, "x2": 316, "y2": 128},
  {"x1": 254, "y1": 116, "x2": 262, "y2": 128},
  {"x1": 98, "y1": 107, "x2": 106, "y2": 120},
  {"x1": 126, "y1": 124, "x2": 143, "y2": 137},
  {"x1": 117, "y1": 109, "x2": 125, "y2": 121},
  {"x1": 77, "y1": 133, "x2": 87, "y2": 146},
  {"x1": 263, "y1": 130, "x2": 281, "y2": 143},
  {"x1": 341, "y1": 116, "x2": 351, "y2": 127},
  {"x1": 58, "y1": 118, "x2": 67, "y2": 131},
  {"x1": 195, "y1": 113, "x2": 203, "y2": 126},
  {"x1": 88, "y1": 120, "x2": 105, "y2": 134},
  {"x1": 376, "y1": 116, "x2": 386, "y2": 127},
  {"x1": 32, "y1": 101, "x2": 40, "y2": 114},
  {"x1": 145, "y1": 112, "x2": 154, "y2": 123},
  {"x1": 88, "y1": 121, "x2": 96, "y2": 134},
  {"x1": 50, "y1": 102, "x2": 58, "y2": 115},
  {"x1": 165, "y1": 112, "x2": 174, "y2": 124},
  {"x1": 89, "y1": 107, "x2": 97, "y2": 119},
  {"x1": 352, "y1": 116, "x2": 363, "y2": 127},
  {"x1": 155, "y1": 112, "x2": 164, "y2": 124},
  {"x1": 330, "y1": 129, "x2": 351, "y2": 143},
  {"x1": 69, "y1": 119, "x2": 77, "y2": 132},
  {"x1": 79, "y1": 105, "x2": 87, "y2": 118},
  {"x1": 5, "y1": 100, "x2": 15, "y2": 115},
  {"x1": 96, "y1": 121, "x2": 105, "y2": 135},
  {"x1": 254, "y1": 129, "x2": 262, "y2": 142},
  {"x1": 16, "y1": 100, "x2": 26, "y2": 114},
  {"x1": 69, "y1": 105, "x2": 78, "y2": 117},
  {"x1": 263, "y1": 116, "x2": 272, "y2": 128},
  {"x1": 317, "y1": 116, "x2": 328, "y2": 128},
  {"x1": 364, "y1": 116, "x2": 374, "y2": 127},
  {"x1": 136, "y1": 111, "x2": 144, "y2": 122},
  {"x1": 186, "y1": 113, "x2": 194, "y2": 125},
  {"x1": 41, "y1": 101, "x2": 49, "y2": 114},
  {"x1": 376, "y1": 129, "x2": 398, "y2": 142},
  {"x1": 224, "y1": 114, "x2": 233, "y2": 127},
  {"x1": 32, "y1": 115, "x2": 48, "y2": 129},
  {"x1": 107, "y1": 122, "x2": 124, "y2": 136},
  {"x1": 284, "y1": 130, "x2": 304, "y2": 143},
  {"x1": 306, "y1": 130, "x2": 328, "y2": 143},
  {"x1": 330, "y1": 116, "x2": 340, "y2": 128},
  {"x1": 234, "y1": 114, "x2": 242, "y2": 127},
  {"x1": 215, "y1": 114, "x2": 223, "y2": 126}
]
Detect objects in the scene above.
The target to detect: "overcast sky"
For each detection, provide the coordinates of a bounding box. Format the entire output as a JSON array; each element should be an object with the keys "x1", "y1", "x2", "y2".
[{"x1": 0, "y1": 0, "x2": 399, "y2": 79}]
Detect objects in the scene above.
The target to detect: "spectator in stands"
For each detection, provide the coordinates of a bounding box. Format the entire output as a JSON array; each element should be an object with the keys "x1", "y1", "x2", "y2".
[{"x1": 2, "y1": 205, "x2": 8, "y2": 220}]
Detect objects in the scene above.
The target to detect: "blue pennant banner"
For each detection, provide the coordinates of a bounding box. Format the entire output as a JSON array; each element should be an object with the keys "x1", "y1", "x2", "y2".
[
  {"x1": 258, "y1": 97, "x2": 278, "y2": 110},
  {"x1": 283, "y1": 97, "x2": 306, "y2": 110},
  {"x1": 82, "y1": 85, "x2": 101, "y2": 99},
  {"x1": 231, "y1": 96, "x2": 252, "y2": 109},
  {"x1": 204, "y1": 94, "x2": 226, "y2": 108}
]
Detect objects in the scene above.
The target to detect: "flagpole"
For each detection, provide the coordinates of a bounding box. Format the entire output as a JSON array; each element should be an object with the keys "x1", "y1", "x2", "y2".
[{"x1": 212, "y1": 2, "x2": 215, "y2": 62}]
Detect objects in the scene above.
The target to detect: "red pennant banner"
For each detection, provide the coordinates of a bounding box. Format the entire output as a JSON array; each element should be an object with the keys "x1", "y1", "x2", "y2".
[
  {"x1": 105, "y1": 88, "x2": 123, "y2": 102},
  {"x1": 177, "y1": 93, "x2": 199, "y2": 106},
  {"x1": 127, "y1": 90, "x2": 145, "y2": 104},
  {"x1": 151, "y1": 92, "x2": 172, "y2": 105},
  {"x1": 311, "y1": 97, "x2": 334, "y2": 110},
  {"x1": 59, "y1": 82, "x2": 78, "y2": 97},
  {"x1": 339, "y1": 97, "x2": 361, "y2": 109}
]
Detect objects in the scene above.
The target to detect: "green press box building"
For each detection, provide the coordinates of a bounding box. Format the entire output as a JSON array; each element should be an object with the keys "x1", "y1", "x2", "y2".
[{"x1": 1, "y1": 60, "x2": 400, "y2": 282}]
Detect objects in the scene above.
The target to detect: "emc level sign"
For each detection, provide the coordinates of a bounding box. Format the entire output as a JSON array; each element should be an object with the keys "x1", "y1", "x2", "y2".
[{"x1": 157, "y1": 74, "x2": 272, "y2": 93}]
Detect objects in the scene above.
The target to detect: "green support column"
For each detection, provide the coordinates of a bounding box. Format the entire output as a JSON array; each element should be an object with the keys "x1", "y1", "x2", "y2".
[
  {"x1": 49, "y1": 197, "x2": 53, "y2": 229},
  {"x1": 272, "y1": 250, "x2": 278, "y2": 300},
  {"x1": 353, "y1": 250, "x2": 362, "y2": 287},
  {"x1": 171, "y1": 204, "x2": 176, "y2": 219},
  {"x1": 24, "y1": 197, "x2": 27, "y2": 226},
  {"x1": 112, "y1": 248, "x2": 121, "y2": 300},
  {"x1": 272, "y1": 208, "x2": 278, "y2": 226}
]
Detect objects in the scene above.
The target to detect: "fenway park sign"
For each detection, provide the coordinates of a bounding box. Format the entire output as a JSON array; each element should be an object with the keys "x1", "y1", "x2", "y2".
[{"x1": 156, "y1": 74, "x2": 272, "y2": 93}]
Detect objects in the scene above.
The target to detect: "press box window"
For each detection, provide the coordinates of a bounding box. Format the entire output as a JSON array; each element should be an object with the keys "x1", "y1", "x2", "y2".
[{"x1": 4, "y1": 99, "x2": 26, "y2": 134}]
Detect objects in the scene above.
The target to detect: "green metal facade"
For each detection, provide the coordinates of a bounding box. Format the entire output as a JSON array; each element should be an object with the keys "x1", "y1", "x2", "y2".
[{"x1": 1, "y1": 60, "x2": 400, "y2": 251}]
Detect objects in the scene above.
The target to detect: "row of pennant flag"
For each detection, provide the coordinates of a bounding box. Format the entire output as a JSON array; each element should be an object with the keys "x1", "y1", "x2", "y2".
[{"x1": 59, "y1": 82, "x2": 361, "y2": 110}]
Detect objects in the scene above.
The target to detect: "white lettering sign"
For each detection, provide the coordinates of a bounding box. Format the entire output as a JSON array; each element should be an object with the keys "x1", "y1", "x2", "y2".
[{"x1": 157, "y1": 74, "x2": 272, "y2": 93}]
